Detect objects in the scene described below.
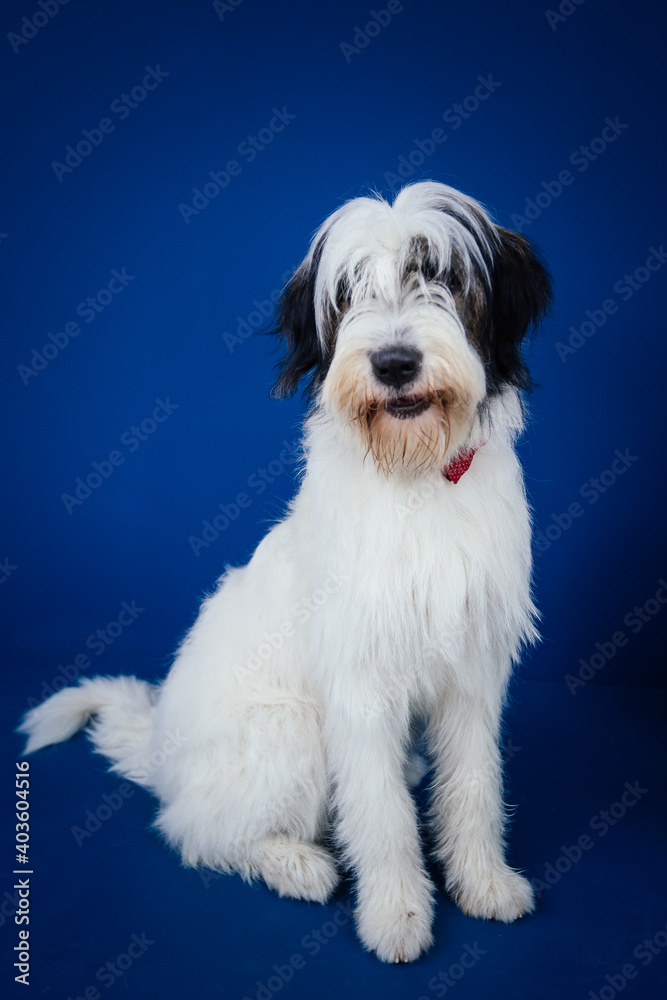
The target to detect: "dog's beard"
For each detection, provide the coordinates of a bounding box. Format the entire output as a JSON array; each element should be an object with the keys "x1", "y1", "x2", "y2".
[
  {"x1": 324, "y1": 356, "x2": 474, "y2": 474},
  {"x1": 357, "y1": 386, "x2": 460, "y2": 474}
]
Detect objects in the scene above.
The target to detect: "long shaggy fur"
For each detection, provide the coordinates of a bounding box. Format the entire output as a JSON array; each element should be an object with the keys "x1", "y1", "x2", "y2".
[{"x1": 19, "y1": 181, "x2": 552, "y2": 963}]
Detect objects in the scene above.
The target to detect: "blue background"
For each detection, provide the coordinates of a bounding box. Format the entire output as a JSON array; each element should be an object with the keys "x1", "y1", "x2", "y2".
[{"x1": 1, "y1": 0, "x2": 666, "y2": 997}]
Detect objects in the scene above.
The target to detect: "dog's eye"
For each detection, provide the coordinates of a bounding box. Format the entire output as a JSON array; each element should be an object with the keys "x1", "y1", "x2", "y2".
[
  {"x1": 335, "y1": 279, "x2": 350, "y2": 312},
  {"x1": 420, "y1": 259, "x2": 440, "y2": 283}
]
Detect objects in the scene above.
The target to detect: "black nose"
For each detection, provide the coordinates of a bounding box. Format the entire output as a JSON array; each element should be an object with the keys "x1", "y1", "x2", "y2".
[{"x1": 370, "y1": 346, "x2": 422, "y2": 388}]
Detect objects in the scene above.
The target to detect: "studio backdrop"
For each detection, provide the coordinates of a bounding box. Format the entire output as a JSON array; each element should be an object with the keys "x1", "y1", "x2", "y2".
[{"x1": 1, "y1": 1, "x2": 665, "y2": 999}]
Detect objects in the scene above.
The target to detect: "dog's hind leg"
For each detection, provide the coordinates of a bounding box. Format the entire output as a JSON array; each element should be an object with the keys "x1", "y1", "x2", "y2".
[
  {"x1": 245, "y1": 836, "x2": 338, "y2": 902},
  {"x1": 153, "y1": 697, "x2": 338, "y2": 902}
]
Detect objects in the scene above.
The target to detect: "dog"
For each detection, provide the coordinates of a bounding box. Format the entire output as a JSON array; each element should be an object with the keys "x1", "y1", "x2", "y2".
[{"x1": 19, "y1": 180, "x2": 552, "y2": 963}]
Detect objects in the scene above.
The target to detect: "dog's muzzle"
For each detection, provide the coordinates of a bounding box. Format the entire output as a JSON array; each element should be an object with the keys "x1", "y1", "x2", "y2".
[
  {"x1": 370, "y1": 346, "x2": 422, "y2": 389},
  {"x1": 369, "y1": 346, "x2": 432, "y2": 419}
]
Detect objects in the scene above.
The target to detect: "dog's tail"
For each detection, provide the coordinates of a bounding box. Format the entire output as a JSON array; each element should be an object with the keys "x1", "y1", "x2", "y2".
[{"x1": 17, "y1": 676, "x2": 158, "y2": 788}]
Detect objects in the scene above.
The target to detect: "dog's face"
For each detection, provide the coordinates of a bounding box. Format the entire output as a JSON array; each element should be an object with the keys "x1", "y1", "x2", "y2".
[{"x1": 274, "y1": 182, "x2": 552, "y2": 474}]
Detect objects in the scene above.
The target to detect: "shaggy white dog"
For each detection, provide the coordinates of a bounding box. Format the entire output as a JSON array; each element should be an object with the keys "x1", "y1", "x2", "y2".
[{"x1": 20, "y1": 181, "x2": 552, "y2": 963}]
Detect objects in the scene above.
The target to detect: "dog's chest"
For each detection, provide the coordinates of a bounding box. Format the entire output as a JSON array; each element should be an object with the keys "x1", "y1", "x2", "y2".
[{"x1": 299, "y1": 464, "x2": 518, "y2": 669}]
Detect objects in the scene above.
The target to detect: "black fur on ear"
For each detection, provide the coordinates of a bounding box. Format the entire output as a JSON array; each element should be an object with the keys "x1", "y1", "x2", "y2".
[
  {"x1": 482, "y1": 227, "x2": 553, "y2": 394},
  {"x1": 271, "y1": 240, "x2": 332, "y2": 399}
]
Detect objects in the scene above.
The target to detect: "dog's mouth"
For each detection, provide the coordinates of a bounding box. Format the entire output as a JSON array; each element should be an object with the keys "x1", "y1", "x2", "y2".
[{"x1": 385, "y1": 395, "x2": 432, "y2": 419}]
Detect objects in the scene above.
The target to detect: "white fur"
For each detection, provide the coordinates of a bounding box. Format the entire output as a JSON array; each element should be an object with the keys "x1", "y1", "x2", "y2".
[
  {"x1": 311, "y1": 181, "x2": 497, "y2": 340},
  {"x1": 19, "y1": 182, "x2": 540, "y2": 963}
]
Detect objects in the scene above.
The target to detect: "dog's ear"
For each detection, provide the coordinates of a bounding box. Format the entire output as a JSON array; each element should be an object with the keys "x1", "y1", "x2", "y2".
[
  {"x1": 272, "y1": 244, "x2": 329, "y2": 399},
  {"x1": 483, "y1": 227, "x2": 553, "y2": 393}
]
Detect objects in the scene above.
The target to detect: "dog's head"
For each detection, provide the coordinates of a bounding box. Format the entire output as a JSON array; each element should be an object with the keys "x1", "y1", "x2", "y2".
[{"x1": 273, "y1": 182, "x2": 551, "y2": 474}]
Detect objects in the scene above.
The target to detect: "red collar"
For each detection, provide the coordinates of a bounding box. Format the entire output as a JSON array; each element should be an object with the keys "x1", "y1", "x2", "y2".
[{"x1": 442, "y1": 445, "x2": 482, "y2": 484}]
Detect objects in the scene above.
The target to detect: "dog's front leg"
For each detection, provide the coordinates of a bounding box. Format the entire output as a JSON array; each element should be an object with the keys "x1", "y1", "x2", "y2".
[
  {"x1": 324, "y1": 700, "x2": 435, "y2": 963},
  {"x1": 427, "y1": 685, "x2": 535, "y2": 921}
]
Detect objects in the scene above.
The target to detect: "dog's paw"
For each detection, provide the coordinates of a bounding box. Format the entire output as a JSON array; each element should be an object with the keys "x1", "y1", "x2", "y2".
[
  {"x1": 452, "y1": 866, "x2": 535, "y2": 922},
  {"x1": 356, "y1": 882, "x2": 435, "y2": 963},
  {"x1": 255, "y1": 839, "x2": 339, "y2": 903}
]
